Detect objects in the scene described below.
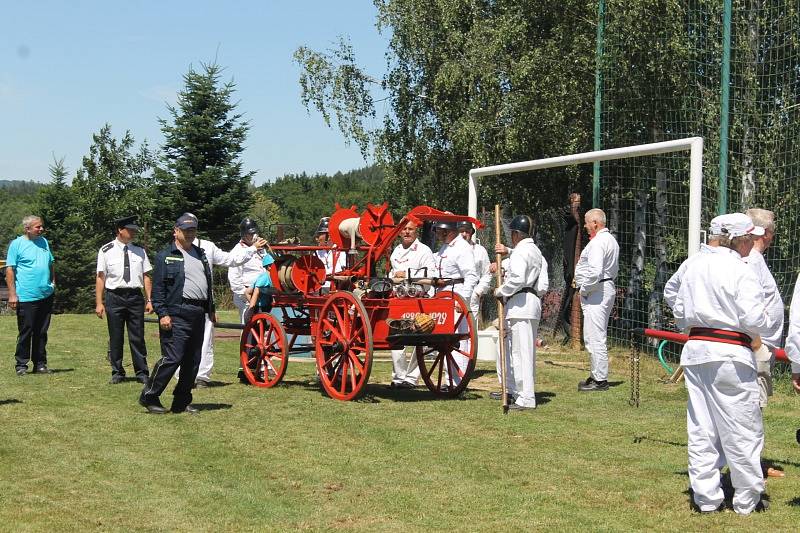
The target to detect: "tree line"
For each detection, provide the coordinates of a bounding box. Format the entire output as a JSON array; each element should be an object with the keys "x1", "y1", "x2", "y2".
[{"x1": 0, "y1": 63, "x2": 383, "y2": 313}]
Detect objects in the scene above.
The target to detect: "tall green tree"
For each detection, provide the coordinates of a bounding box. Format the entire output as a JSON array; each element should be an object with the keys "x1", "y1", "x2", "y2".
[
  {"x1": 36, "y1": 128, "x2": 156, "y2": 312},
  {"x1": 156, "y1": 63, "x2": 255, "y2": 246},
  {"x1": 295, "y1": 0, "x2": 597, "y2": 214}
]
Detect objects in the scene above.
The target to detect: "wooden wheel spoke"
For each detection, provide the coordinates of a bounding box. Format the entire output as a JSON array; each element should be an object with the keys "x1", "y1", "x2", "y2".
[
  {"x1": 348, "y1": 352, "x2": 365, "y2": 375},
  {"x1": 321, "y1": 319, "x2": 348, "y2": 345}
]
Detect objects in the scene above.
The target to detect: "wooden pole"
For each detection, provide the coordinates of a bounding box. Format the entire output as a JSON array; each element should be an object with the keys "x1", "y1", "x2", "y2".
[
  {"x1": 494, "y1": 205, "x2": 509, "y2": 414},
  {"x1": 570, "y1": 194, "x2": 583, "y2": 350}
]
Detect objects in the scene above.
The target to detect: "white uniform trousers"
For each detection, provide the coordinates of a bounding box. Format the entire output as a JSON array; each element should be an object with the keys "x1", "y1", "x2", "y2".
[
  {"x1": 684, "y1": 361, "x2": 764, "y2": 514},
  {"x1": 196, "y1": 315, "x2": 215, "y2": 383},
  {"x1": 499, "y1": 318, "x2": 538, "y2": 407},
  {"x1": 580, "y1": 283, "x2": 615, "y2": 381},
  {"x1": 175, "y1": 314, "x2": 216, "y2": 383},
  {"x1": 447, "y1": 309, "x2": 471, "y2": 386},
  {"x1": 469, "y1": 295, "x2": 481, "y2": 327},
  {"x1": 233, "y1": 292, "x2": 250, "y2": 324},
  {"x1": 391, "y1": 347, "x2": 420, "y2": 385},
  {"x1": 753, "y1": 344, "x2": 774, "y2": 408}
]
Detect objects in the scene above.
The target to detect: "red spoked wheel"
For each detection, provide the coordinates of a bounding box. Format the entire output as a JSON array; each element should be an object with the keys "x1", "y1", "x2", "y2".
[
  {"x1": 416, "y1": 292, "x2": 476, "y2": 398},
  {"x1": 240, "y1": 312, "x2": 289, "y2": 388},
  {"x1": 315, "y1": 291, "x2": 373, "y2": 401}
]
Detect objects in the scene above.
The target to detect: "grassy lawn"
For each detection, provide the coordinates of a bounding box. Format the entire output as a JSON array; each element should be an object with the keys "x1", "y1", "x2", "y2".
[{"x1": 1, "y1": 311, "x2": 798, "y2": 531}]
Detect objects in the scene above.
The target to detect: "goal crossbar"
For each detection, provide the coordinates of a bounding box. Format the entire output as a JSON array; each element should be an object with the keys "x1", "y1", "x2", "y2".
[{"x1": 468, "y1": 137, "x2": 704, "y2": 255}]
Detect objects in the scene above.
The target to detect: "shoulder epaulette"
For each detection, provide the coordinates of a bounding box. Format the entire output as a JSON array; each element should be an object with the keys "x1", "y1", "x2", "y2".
[{"x1": 101, "y1": 242, "x2": 114, "y2": 253}]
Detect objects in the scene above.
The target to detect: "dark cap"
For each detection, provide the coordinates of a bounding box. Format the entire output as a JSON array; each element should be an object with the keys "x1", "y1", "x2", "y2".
[
  {"x1": 457, "y1": 221, "x2": 475, "y2": 234},
  {"x1": 175, "y1": 213, "x2": 198, "y2": 230},
  {"x1": 114, "y1": 215, "x2": 140, "y2": 231}
]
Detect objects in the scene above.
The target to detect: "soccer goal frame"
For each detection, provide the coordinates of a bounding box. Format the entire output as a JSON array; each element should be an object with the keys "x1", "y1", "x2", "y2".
[{"x1": 467, "y1": 137, "x2": 704, "y2": 255}]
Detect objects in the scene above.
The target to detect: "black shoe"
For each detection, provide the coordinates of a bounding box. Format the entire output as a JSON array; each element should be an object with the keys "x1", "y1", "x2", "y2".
[
  {"x1": 109, "y1": 375, "x2": 124, "y2": 384},
  {"x1": 137, "y1": 375, "x2": 149, "y2": 385},
  {"x1": 754, "y1": 498, "x2": 769, "y2": 513},
  {"x1": 138, "y1": 398, "x2": 167, "y2": 414},
  {"x1": 489, "y1": 391, "x2": 514, "y2": 403},
  {"x1": 171, "y1": 404, "x2": 199, "y2": 415},
  {"x1": 16, "y1": 367, "x2": 27, "y2": 376},
  {"x1": 238, "y1": 369, "x2": 249, "y2": 384},
  {"x1": 578, "y1": 375, "x2": 595, "y2": 388},
  {"x1": 33, "y1": 365, "x2": 52, "y2": 374},
  {"x1": 508, "y1": 403, "x2": 536, "y2": 411},
  {"x1": 691, "y1": 501, "x2": 724, "y2": 514},
  {"x1": 578, "y1": 380, "x2": 609, "y2": 392}
]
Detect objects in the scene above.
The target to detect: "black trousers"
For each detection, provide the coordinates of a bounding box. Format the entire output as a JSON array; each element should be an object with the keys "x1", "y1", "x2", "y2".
[
  {"x1": 140, "y1": 302, "x2": 205, "y2": 410},
  {"x1": 105, "y1": 290, "x2": 149, "y2": 378},
  {"x1": 15, "y1": 295, "x2": 54, "y2": 370}
]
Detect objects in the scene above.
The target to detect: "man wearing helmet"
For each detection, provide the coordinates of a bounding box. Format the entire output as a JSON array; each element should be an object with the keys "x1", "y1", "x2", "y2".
[
  {"x1": 314, "y1": 217, "x2": 346, "y2": 290},
  {"x1": 457, "y1": 221, "x2": 492, "y2": 325},
  {"x1": 493, "y1": 215, "x2": 543, "y2": 410},
  {"x1": 574, "y1": 208, "x2": 619, "y2": 392},
  {"x1": 228, "y1": 218, "x2": 269, "y2": 324},
  {"x1": 433, "y1": 219, "x2": 478, "y2": 385}
]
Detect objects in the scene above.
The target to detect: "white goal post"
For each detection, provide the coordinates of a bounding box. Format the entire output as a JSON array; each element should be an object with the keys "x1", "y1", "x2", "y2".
[{"x1": 467, "y1": 137, "x2": 704, "y2": 256}]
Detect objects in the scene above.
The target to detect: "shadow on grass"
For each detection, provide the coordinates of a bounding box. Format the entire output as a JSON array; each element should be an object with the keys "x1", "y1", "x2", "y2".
[
  {"x1": 788, "y1": 497, "x2": 800, "y2": 507},
  {"x1": 357, "y1": 386, "x2": 484, "y2": 403},
  {"x1": 633, "y1": 435, "x2": 686, "y2": 447},
  {"x1": 472, "y1": 368, "x2": 494, "y2": 379},
  {"x1": 36, "y1": 368, "x2": 74, "y2": 374},
  {"x1": 607, "y1": 380, "x2": 624, "y2": 388},
  {"x1": 193, "y1": 403, "x2": 233, "y2": 411},
  {"x1": 0, "y1": 399, "x2": 22, "y2": 406}
]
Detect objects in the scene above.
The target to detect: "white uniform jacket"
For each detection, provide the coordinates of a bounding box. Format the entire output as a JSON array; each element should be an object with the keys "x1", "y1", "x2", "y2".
[
  {"x1": 434, "y1": 234, "x2": 478, "y2": 301},
  {"x1": 537, "y1": 256, "x2": 549, "y2": 297},
  {"x1": 664, "y1": 244, "x2": 717, "y2": 331},
  {"x1": 471, "y1": 243, "x2": 493, "y2": 298},
  {"x1": 316, "y1": 246, "x2": 346, "y2": 288},
  {"x1": 227, "y1": 241, "x2": 266, "y2": 295},
  {"x1": 496, "y1": 238, "x2": 543, "y2": 320},
  {"x1": 574, "y1": 228, "x2": 619, "y2": 296},
  {"x1": 670, "y1": 246, "x2": 774, "y2": 370},
  {"x1": 195, "y1": 238, "x2": 257, "y2": 268},
  {"x1": 390, "y1": 239, "x2": 436, "y2": 278},
  {"x1": 783, "y1": 273, "x2": 800, "y2": 373},
  {"x1": 745, "y1": 249, "x2": 784, "y2": 348},
  {"x1": 96, "y1": 239, "x2": 151, "y2": 289}
]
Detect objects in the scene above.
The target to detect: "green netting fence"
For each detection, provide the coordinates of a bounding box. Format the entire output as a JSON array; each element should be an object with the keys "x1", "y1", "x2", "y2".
[{"x1": 596, "y1": 0, "x2": 800, "y2": 363}]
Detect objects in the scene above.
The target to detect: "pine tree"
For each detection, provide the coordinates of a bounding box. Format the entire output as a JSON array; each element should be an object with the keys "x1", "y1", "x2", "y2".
[{"x1": 156, "y1": 63, "x2": 255, "y2": 246}]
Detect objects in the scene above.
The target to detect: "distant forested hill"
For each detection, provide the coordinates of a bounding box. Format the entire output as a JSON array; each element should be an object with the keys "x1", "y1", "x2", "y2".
[{"x1": 260, "y1": 164, "x2": 388, "y2": 240}]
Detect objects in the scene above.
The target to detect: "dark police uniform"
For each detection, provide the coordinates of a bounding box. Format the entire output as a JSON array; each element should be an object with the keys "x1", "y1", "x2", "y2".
[
  {"x1": 96, "y1": 218, "x2": 151, "y2": 383},
  {"x1": 140, "y1": 238, "x2": 214, "y2": 413}
]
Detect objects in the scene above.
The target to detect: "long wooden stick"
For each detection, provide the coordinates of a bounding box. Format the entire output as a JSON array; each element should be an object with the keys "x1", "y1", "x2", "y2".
[
  {"x1": 494, "y1": 205, "x2": 509, "y2": 414},
  {"x1": 570, "y1": 193, "x2": 583, "y2": 350}
]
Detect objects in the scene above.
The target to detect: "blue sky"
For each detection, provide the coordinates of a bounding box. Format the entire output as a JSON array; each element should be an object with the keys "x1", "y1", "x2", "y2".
[{"x1": 1, "y1": 1, "x2": 389, "y2": 185}]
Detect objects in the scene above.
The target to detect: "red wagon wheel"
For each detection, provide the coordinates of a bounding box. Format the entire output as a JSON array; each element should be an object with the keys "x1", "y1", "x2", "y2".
[
  {"x1": 240, "y1": 312, "x2": 288, "y2": 388},
  {"x1": 315, "y1": 291, "x2": 373, "y2": 401},
  {"x1": 416, "y1": 292, "x2": 476, "y2": 398}
]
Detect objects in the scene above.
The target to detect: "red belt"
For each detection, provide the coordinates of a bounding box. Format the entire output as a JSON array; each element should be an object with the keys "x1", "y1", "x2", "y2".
[{"x1": 688, "y1": 327, "x2": 752, "y2": 349}]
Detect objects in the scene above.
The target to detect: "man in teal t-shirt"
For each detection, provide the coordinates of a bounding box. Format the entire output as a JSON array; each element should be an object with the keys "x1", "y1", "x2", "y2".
[{"x1": 5, "y1": 215, "x2": 56, "y2": 375}]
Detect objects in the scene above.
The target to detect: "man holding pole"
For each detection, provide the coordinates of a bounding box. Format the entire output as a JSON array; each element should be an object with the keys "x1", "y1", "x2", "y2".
[{"x1": 494, "y1": 214, "x2": 543, "y2": 411}]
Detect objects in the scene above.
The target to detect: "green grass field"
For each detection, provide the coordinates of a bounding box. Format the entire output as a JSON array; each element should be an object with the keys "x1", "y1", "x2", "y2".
[{"x1": 1, "y1": 311, "x2": 798, "y2": 531}]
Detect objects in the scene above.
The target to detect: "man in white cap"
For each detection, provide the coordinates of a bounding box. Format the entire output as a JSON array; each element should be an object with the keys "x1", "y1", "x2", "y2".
[
  {"x1": 744, "y1": 208, "x2": 785, "y2": 479},
  {"x1": 574, "y1": 208, "x2": 619, "y2": 392},
  {"x1": 667, "y1": 212, "x2": 773, "y2": 514}
]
